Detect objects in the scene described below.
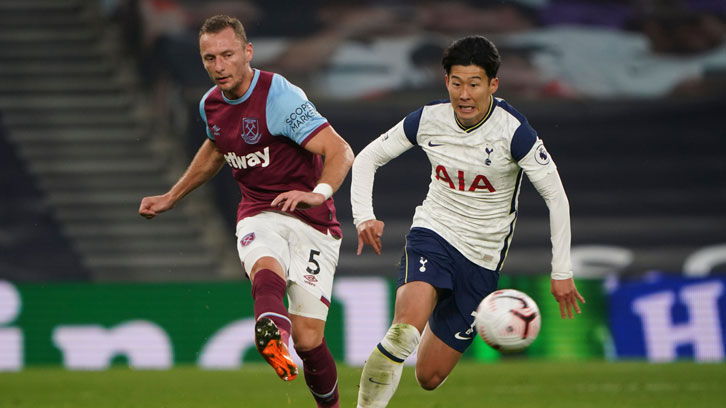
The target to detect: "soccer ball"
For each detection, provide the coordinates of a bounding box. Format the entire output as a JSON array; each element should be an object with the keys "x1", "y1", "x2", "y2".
[{"x1": 474, "y1": 289, "x2": 541, "y2": 352}]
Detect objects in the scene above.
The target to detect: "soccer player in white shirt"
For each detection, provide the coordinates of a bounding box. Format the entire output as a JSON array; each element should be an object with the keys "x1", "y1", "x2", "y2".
[{"x1": 351, "y1": 35, "x2": 586, "y2": 407}]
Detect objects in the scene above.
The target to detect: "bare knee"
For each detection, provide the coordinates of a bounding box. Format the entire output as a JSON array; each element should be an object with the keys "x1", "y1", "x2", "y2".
[
  {"x1": 289, "y1": 314, "x2": 326, "y2": 351},
  {"x1": 415, "y1": 371, "x2": 447, "y2": 391},
  {"x1": 292, "y1": 336, "x2": 321, "y2": 351},
  {"x1": 291, "y1": 327, "x2": 323, "y2": 351}
]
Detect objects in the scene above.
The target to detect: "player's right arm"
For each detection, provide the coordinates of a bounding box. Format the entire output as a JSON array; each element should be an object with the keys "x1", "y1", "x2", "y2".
[
  {"x1": 351, "y1": 119, "x2": 415, "y2": 255},
  {"x1": 139, "y1": 139, "x2": 226, "y2": 219}
]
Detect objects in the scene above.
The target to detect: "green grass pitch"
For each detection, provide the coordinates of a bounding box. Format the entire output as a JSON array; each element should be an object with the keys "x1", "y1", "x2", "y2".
[{"x1": 2, "y1": 361, "x2": 725, "y2": 407}]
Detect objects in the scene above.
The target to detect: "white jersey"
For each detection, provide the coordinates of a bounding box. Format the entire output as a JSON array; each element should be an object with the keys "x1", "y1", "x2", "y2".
[{"x1": 351, "y1": 97, "x2": 572, "y2": 277}]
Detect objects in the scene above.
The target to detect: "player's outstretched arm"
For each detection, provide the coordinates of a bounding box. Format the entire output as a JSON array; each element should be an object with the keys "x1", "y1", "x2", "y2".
[
  {"x1": 551, "y1": 278, "x2": 586, "y2": 319},
  {"x1": 139, "y1": 139, "x2": 225, "y2": 219},
  {"x1": 271, "y1": 126, "x2": 354, "y2": 212}
]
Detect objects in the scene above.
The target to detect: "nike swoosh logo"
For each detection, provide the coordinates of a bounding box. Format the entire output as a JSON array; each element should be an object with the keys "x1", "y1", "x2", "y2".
[
  {"x1": 454, "y1": 332, "x2": 472, "y2": 340},
  {"x1": 368, "y1": 377, "x2": 391, "y2": 385},
  {"x1": 428, "y1": 141, "x2": 443, "y2": 147}
]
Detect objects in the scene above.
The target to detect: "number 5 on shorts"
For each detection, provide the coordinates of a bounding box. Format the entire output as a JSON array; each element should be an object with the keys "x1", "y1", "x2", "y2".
[{"x1": 306, "y1": 249, "x2": 321, "y2": 274}]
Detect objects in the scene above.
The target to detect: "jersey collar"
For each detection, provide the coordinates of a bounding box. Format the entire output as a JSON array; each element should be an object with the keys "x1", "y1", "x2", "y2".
[
  {"x1": 454, "y1": 96, "x2": 496, "y2": 133},
  {"x1": 221, "y1": 69, "x2": 260, "y2": 105}
]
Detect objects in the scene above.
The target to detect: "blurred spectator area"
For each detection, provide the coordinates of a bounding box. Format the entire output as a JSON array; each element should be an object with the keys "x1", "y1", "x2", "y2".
[
  {"x1": 107, "y1": 0, "x2": 726, "y2": 278},
  {"x1": 108, "y1": 0, "x2": 726, "y2": 102},
  {"x1": 1, "y1": 0, "x2": 724, "y2": 282}
]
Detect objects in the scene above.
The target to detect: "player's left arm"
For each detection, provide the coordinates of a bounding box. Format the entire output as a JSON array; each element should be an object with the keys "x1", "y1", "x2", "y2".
[
  {"x1": 516, "y1": 130, "x2": 585, "y2": 319},
  {"x1": 304, "y1": 125, "x2": 355, "y2": 192},
  {"x1": 529, "y1": 170, "x2": 586, "y2": 319},
  {"x1": 271, "y1": 126, "x2": 354, "y2": 212},
  {"x1": 265, "y1": 74, "x2": 354, "y2": 212}
]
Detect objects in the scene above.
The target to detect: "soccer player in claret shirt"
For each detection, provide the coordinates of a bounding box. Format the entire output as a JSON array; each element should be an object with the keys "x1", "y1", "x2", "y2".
[
  {"x1": 350, "y1": 35, "x2": 586, "y2": 407},
  {"x1": 139, "y1": 15, "x2": 353, "y2": 408}
]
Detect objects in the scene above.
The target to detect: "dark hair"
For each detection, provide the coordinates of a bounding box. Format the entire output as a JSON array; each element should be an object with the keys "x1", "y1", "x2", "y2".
[
  {"x1": 199, "y1": 15, "x2": 248, "y2": 43},
  {"x1": 442, "y1": 36, "x2": 500, "y2": 80}
]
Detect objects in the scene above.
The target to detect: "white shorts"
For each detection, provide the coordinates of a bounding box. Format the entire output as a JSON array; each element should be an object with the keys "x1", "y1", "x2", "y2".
[{"x1": 235, "y1": 211, "x2": 341, "y2": 321}]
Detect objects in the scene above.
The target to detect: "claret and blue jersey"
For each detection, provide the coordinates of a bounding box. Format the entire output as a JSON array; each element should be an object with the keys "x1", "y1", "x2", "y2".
[{"x1": 199, "y1": 69, "x2": 341, "y2": 237}]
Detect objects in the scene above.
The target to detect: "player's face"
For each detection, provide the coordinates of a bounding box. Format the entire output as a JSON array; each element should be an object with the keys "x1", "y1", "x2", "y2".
[
  {"x1": 200, "y1": 27, "x2": 254, "y2": 99},
  {"x1": 445, "y1": 65, "x2": 499, "y2": 127}
]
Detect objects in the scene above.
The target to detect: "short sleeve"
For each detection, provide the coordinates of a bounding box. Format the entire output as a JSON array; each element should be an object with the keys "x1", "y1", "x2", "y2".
[
  {"x1": 199, "y1": 86, "x2": 216, "y2": 140},
  {"x1": 266, "y1": 74, "x2": 329, "y2": 145}
]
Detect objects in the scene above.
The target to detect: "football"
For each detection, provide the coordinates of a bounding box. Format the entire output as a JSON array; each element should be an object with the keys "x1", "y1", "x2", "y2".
[{"x1": 474, "y1": 289, "x2": 541, "y2": 352}]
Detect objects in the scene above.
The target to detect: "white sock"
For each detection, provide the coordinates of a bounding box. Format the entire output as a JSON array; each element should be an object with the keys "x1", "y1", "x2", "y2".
[{"x1": 357, "y1": 323, "x2": 421, "y2": 408}]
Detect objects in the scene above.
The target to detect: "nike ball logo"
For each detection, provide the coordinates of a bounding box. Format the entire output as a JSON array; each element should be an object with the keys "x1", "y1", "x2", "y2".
[{"x1": 454, "y1": 332, "x2": 472, "y2": 340}]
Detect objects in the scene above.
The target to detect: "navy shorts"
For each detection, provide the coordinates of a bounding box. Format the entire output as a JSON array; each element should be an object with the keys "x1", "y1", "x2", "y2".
[{"x1": 397, "y1": 227, "x2": 499, "y2": 353}]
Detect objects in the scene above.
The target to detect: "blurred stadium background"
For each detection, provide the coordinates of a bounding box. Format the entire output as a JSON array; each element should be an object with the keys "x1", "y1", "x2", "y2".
[{"x1": 1, "y1": 0, "x2": 725, "y2": 400}]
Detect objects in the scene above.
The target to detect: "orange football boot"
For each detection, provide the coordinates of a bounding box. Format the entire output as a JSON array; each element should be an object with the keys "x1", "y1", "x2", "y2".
[{"x1": 255, "y1": 317, "x2": 298, "y2": 381}]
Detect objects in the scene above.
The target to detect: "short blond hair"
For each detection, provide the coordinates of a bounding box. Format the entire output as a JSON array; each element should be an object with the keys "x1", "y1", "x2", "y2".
[{"x1": 199, "y1": 15, "x2": 248, "y2": 43}]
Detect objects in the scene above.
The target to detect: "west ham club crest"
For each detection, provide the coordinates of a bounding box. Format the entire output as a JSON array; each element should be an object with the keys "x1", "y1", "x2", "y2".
[
  {"x1": 241, "y1": 117, "x2": 261, "y2": 144},
  {"x1": 240, "y1": 232, "x2": 255, "y2": 247}
]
